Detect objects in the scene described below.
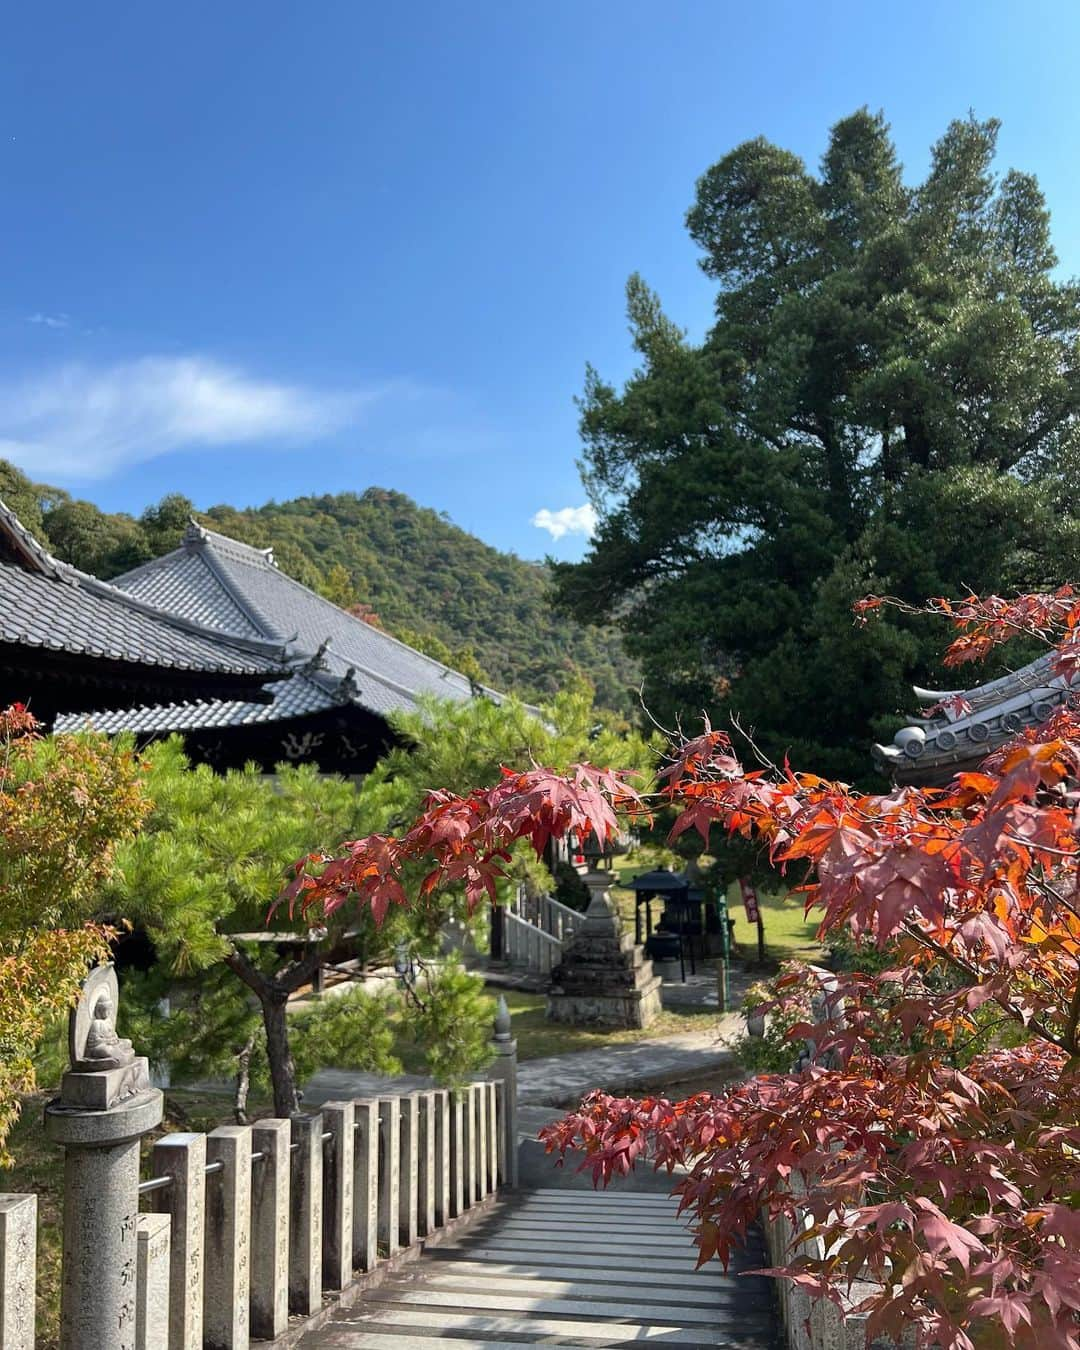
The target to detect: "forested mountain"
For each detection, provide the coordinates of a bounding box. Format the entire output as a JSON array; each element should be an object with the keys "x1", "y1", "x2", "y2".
[{"x1": 0, "y1": 460, "x2": 637, "y2": 714}]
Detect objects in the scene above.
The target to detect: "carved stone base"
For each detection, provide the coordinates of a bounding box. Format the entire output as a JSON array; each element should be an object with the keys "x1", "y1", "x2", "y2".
[
  {"x1": 546, "y1": 975, "x2": 663, "y2": 1029},
  {"x1": 60, "y1": 1057, "x2": 150, "y2": 1111}
]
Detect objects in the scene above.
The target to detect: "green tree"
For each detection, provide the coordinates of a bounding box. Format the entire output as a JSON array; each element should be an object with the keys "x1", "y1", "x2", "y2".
[
  {"x1": 317, "y1": 561, "x2": 360, "y2": 609},
  {"x1": 106, "y1": 740, "x2": 403, "y2": 1117},
  {"x1": 43, "y1": 498, "x2": 152, "y2": 576},
  {"x1": 554, "y1": 111, "x2": 1080, "y2": 780},
  {"x1": 0, "y1": 710, "x2": 148, "y2": 1161}
]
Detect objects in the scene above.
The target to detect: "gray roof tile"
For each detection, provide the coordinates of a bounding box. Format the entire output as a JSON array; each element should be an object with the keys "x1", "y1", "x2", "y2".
[
  {"x1": 95, "y1": 521, "x2": 517, "y2": 731},
  {"x1": 57, "y1": 672, "x2": 336, "y2": 735},
  {"x1": 0, "y1": 499, "x2": 287, "y2": 681}
]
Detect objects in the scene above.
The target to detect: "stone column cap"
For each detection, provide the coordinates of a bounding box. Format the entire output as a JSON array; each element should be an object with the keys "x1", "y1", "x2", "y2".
[{"x1": 44, "y1": 1087, "x2": 164, "y2": 1147}]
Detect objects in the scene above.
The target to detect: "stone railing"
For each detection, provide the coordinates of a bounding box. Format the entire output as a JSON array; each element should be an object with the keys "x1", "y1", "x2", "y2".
[
  {"x1": 0, "y1": 973, "x2": 519, "y2": 1350},
  {"x1": 504, "y1": 887, "x2": 582, "y2": 975},
  {"x1": 504, "y1": 910, "x2": 562, "y2": 974},
  {"x1": 509, "y1": 888, "x2": 581, "y2": 946}
]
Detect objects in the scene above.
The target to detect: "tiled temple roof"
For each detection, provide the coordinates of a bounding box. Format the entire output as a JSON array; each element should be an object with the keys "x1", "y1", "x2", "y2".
[
  {"x1": 58, "y1": 520, "x2": 517, "y2": 735},
  {"x1": 873, "y1": 649, "x2": 1072, "y2": 785},
  {"x1": 0, "y1": 498, "x2": 287, "y2": 716}
]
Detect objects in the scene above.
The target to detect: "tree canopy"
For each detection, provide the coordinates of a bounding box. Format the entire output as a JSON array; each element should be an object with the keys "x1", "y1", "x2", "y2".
[
  {"x1": 554, "y1": 111, "x2": 1080, "y2": 780},
  {"x1": 288, "y1": 588, "x2": 1080, "y2": 1349},
  {"x1": 0, "y1": 709, "x2": 148, "y2": 1161}
]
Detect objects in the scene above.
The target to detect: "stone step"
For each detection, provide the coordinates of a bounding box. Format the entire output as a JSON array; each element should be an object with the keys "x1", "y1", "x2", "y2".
[
  {"x1": 327, "y1": 1305, "x2": 761, "y2": 1345},
  {"x1": 402, "y1": 1269, "x2": 772, "y2": 1308},
  {"x1": 306, "y1": 1337, "x2": 585, "y2": 1350},
  {"x1": 514, "y1": 1188, "x2": 677, "y2": 1205},
  {"x1": 427, "y1": 1244, "x2": 732, "y2": 1274},
  {"x1": 444, "y1": 1233, "x2": 712, "y2": 1255},
  {"x1": 415, "y1": 1257, "x2": 762, "y2": 1292},
  {"x1": 472, "y1": 1220, "x2": 699, "y2": 1242},
  {"x1": 363, "y1": 1285, "x2": 775, "y2": 1329},
  {"x1": 482, "y1": 1215, "x2": 690, "y2": 1229}
]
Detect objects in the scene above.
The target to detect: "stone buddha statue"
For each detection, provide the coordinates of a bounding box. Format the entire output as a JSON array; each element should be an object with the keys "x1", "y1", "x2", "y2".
[{"x1": 81, "y1": 991, "x2": 135, "y2": 1070}]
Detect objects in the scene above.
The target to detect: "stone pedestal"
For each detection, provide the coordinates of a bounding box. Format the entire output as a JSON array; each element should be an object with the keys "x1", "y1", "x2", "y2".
[
  {"x1": 546, "y1": 869, "x2": 662, "y2": 1029},
  {"x1": 45, "y1": 1090, "x2": 164, "y2": 1350}
]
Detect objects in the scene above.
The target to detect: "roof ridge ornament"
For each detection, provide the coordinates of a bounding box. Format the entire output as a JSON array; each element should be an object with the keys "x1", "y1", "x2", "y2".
[{"x1": 299, "y1": 637, "x2": 333, "y2": 674}]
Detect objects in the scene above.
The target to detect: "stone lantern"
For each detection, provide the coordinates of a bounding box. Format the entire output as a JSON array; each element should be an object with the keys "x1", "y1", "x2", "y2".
[{"x1": 546, "y1": 859, "x2": 662, "y2": 1029}]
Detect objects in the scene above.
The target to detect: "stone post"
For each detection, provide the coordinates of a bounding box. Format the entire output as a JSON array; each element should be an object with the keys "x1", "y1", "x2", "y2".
[
  {"x1": 488, "y1": 995, "x2": 519, "y2": 1186},
  {"x1": 203, "y1": 1125, "x2": 251, "y2": 1350},
  {"x1": 44, "y1": 963, "x2": 164, "y2": 1350},
  {"x1": 321, "y1": 1100, "x2": 354, "y2": 1291},
  {"x1": 472, "y1": 1082, "x2": 487, "y2": 1201},
  {"x1": 352, "y1": 1100, "x2": 379, "y2": 1272},
  {"x1": 461, "y1": 1087, "x2": 475, "y2": 1208},
  {"x1": 448, "y1": 1092, "x2": 465, "y2": 1218},
  {"x1": 249, "y1": 1118, "x2": 290, "y2": 1341},
  {"x1": 288, "y1": 1113, "x2": 323, "y2": 1317},
  {"x1": 377, "y1": 1098, "x2": 400, "y2": 1257},
  {"x1": 398, "y1": 1093, "x2": 419, "y2": 1248},
  {"x1": 150, "y1": 1132, "x2": 206, "y2": 1349},
  {"x1": 416, "y1": 1091, "x2": 436, "y2": 1236},
  {"x1": 485, "y1": 1081, "x2": 499, "y2": 1193},
  {"x1": 135, "y1": 1213, "x2": 170, "y2": 1350},
  {"x1": 432, "y1": 1090, "x2": 450, "y2": 1226},
  {"x1": 0, "y1": 1194, "x2": 37, "y2": 1350}
]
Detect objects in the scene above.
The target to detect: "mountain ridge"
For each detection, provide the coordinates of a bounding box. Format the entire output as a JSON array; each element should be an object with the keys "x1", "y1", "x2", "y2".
[{"x1": 0, "y1": 461, "x2": 636, "y2": 714}]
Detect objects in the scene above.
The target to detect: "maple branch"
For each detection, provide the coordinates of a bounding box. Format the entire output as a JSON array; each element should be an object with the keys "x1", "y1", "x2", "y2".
[{"x1": 899, "y1": 920, "x2": 1069, "y2": 1052}]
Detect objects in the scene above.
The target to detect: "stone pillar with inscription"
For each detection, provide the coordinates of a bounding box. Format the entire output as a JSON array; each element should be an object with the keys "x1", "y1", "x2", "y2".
[{"x1": 44, "y1": 964, "x2": 164, "y2": 1350}]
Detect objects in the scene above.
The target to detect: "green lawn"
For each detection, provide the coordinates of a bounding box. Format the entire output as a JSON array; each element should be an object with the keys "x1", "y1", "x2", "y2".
[{"x1": 608, "y1": 851, "x2": 822, "y2": 966}]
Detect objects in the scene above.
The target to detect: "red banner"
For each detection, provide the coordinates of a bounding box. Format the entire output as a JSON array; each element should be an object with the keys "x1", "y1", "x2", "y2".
[{"x1": 739, "y1": 878, "x2": 760, "y2": 924}]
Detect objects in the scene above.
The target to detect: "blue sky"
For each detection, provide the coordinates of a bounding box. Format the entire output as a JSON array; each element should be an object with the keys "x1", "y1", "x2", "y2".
[{"x1": 2, "y1": 1, "x2": 1080, "y2": 561}]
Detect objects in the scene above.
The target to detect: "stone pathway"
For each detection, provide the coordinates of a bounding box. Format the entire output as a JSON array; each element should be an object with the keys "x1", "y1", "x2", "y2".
[
  {"x1": 306, "y1": 1020, "x2": 744, "y2": 1111},
  {"x1": 298, "y1": 1188, "x2": 780, "y2": 1347}
]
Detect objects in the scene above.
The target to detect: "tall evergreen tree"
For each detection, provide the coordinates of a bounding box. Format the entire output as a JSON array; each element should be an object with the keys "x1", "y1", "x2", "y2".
[{"x1": 554, "y1": 111, "x2": 1080, "y2": 780}]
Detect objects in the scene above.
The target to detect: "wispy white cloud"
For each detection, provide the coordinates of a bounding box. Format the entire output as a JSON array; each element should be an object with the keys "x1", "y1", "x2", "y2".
[
  {"x1": 531, "y1": 504, "x2": 597, "y2": 540},
  {"x1": 27, "y1": 312, "x2": 71, "y2": 330},
  {"x1": 0, "y1": 356, "x2": 369, "y2": 478}
]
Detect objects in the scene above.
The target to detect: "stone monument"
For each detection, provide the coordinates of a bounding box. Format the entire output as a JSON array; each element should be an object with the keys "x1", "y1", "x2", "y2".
[
  {"x1": 547, "y1": 867, "x2": 662, "y2": 1028},
  {"x1": 45, "y1": 963, "x2": 163, "y2": 1350}
]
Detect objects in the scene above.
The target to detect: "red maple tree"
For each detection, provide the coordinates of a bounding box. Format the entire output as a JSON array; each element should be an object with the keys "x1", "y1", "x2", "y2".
[{"x1": 287, "y1": 592, "x2": 1080, "y2": 1349}]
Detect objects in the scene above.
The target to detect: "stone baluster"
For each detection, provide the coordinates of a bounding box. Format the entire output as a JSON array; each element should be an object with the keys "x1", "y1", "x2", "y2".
[
  {"x1": 288, "y1": 1113, "x2": 323, "y2": 1317},
  {"x1": 321, "y1": 1101, "x2": 354, "y2": 1291},
  {"x1": 377, "y1": 1098, "x2": 401, "y2": 1257},
  {"x1": 135, "y1": 1213, "x2": 170, "y2": 1350},
  {"x1": 461, "y1": 1088, "x2": 474, "y2": 1208},
  {"x1": 417, "y1": 1091, "x2": 436, "y2": 1236},
  {"x1": 45, "y1": 963, "x2": 164, "y2": 1350},
  {"x1": 151, "y1": 1132, "x2": 206, "y2": 1350},
  {"x1": 0, "y1": 1195, "x2": 37, "y2": 1350},
  {"x1": 203, "y1": 1125, "x2": 251, "y2": 1350},
  {"x1": 472, "y1": 1082, "x2": 487, "y2": 1201},
  {"x1": 352, "y1": 1100, "x2": 379, "y2": 1272},
  {"x1": 448, "y1": 1092, "x2": 465, "y2": 1218},
  {"x1": 432, "y1": 1090, "x2": 451, "y2": 1227},
  {"x1": 249, "y1": 1119, "x2": 290, "y2": 1341},
  {"x1": 488, "y1": 995, "x2": 518, "y2": 1186},
  {"x1": 485, "y1": 1081, "x2": 499, "y2": 1193},
  {"x1": 398, "y1": 1093, "x2": 419, "y2": 1247}
]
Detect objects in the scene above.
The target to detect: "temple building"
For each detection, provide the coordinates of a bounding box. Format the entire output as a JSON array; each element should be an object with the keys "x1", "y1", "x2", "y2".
[
  {"x1": 873, "y1": 648, "x2": 1074, "y2": 786},
  {"x1": 59, "y1": 519, "x2": 520, "y2": 772},
  {"x1": 0, "y1": 500, "x2": 287, "y2": 721}
]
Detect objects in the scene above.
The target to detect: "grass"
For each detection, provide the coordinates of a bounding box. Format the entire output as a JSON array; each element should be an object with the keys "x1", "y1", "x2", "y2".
[
  {"x1": 608, "y1": 848, "x2": 822, "y2": 967},
  {"x1": 499, "y1": 991, "x2": 719, "y2": 1060}
]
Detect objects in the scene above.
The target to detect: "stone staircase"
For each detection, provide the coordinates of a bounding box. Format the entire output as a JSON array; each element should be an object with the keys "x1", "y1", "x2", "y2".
[{"x1": 300, "y1": 1187, "x2": 780, "y2": 1347}]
